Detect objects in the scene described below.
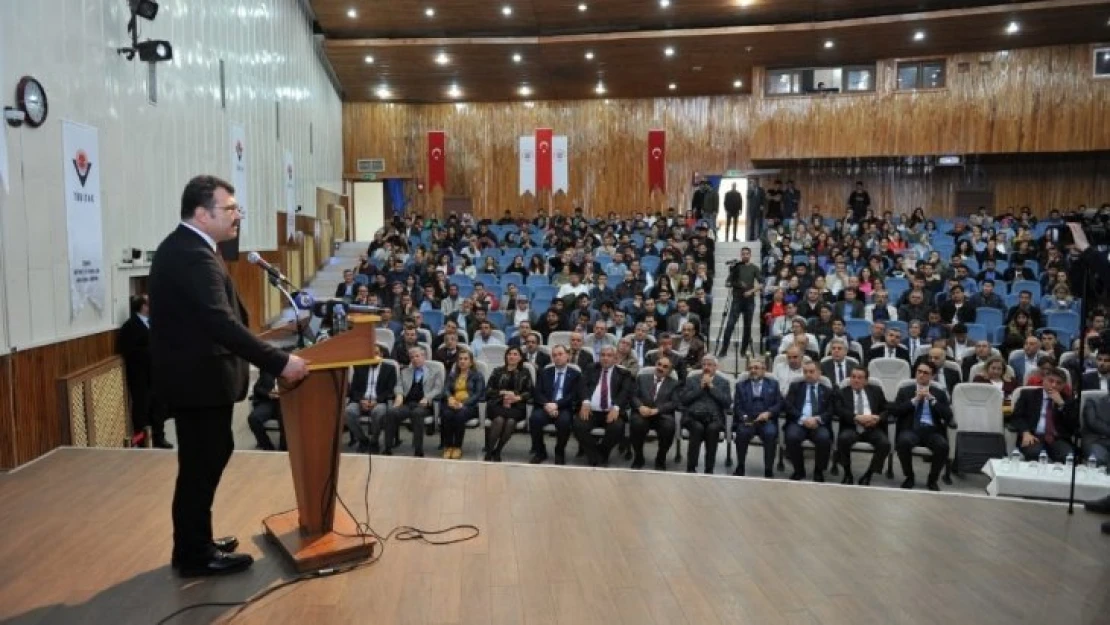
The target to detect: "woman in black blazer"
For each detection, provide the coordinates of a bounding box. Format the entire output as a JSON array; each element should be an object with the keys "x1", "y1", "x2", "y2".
[{"x1": 484, "y1": 346, "x2": 534, "y2": 461}]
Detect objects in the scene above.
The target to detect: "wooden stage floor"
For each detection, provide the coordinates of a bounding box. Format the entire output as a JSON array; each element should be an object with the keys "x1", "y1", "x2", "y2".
[{"x1": 1, "y1": 448, "x2": 1108, "y2": 625}]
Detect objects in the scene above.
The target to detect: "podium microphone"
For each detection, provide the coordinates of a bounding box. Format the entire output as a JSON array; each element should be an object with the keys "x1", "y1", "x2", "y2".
[{"x1": 247, "y1": 252, "x2": 292, "y2": 286}]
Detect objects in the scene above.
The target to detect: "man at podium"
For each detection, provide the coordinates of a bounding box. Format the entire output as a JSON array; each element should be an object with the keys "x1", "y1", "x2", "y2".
[{"x1": 150, "y1": 175, "x2": 310, "y2": 578}]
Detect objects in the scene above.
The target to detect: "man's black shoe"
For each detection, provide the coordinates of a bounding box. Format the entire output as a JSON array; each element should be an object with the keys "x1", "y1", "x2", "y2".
[
  {"x1": 176, "y1": 552, "x2": 253, "y2": 578},
  {"x1": 1085, "y1": 495, "x2": 1110, "y2": 514}
]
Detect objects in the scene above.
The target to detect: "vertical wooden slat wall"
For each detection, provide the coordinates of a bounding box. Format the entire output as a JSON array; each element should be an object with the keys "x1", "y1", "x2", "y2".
[{"x1": 343, "y1": 44, "x2": 1110, "y2": 218}]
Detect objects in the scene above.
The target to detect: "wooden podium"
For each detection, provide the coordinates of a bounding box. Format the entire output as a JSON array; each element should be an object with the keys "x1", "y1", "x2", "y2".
[{"x1": 262, "y1": 314, "x2": 382, "y2": 572}]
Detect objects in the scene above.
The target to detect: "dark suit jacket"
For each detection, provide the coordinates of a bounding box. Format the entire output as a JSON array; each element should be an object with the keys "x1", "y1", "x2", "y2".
[
  {"x1": 1010, "y1": 387, "x2": 1078, "y2": 440},
  {"x1": 581, "y1": 364, "x2": 635, "y2": 414},
  {"x1": 631, "y1": 374, "x2": 681, "y2": 418},
  {"x1": 835, "y1": 385, "x2": 888, "y2": 430},
  {"x1": 784, "y1": 379, "x2": 833, "y2": 427},
  {"x1": 961, "y1": 354, "x2": 989, "y2": 382},
  {"x1": 891, "y1": 385, "x2": 953, "y2": 432},
  {"x1": 534, "y1": 366, "x2": 582, "y2": 412},
  {"x1": 646, "y1": 349, "x2": 688, "y2": 381},
  {"x1": 149, "y1": 225, "x2": 288, "y2": 408},
  {"x1": 733, "y1": 377, "x2": 783, "y2": 421},
  {"x1": 522, "y1": 349, "x2": 551, "y2": 370},
  {"x1": 939, "y1": 301, "x2": 977, "y2": 325},
  {"x1": 1081, "y1": 371, "x2": 1110, "y2": 391},
  {"x1": 348, "y1": 362, "x2": 399, "y2": 404},
  {"x1": 118, "y1": 314, "x2": 153, "y2": 411},
  {"x1": 820, "y1": 359, "x2": 857, "y2": 387},
  {"x1": 571, "y1": 350, "x2": 595, "y2": 370},
  {"x1": 335, "y1": 282, "x2": 356, "y2": 299},
  {"x1": 870, "y1": 344, "x2": 911, "y2": 366}
]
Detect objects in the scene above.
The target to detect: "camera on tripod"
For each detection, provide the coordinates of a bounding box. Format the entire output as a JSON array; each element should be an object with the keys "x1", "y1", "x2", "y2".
[{"x1": 1050, "y1": 208, "x2": 1110, "y2": 248}]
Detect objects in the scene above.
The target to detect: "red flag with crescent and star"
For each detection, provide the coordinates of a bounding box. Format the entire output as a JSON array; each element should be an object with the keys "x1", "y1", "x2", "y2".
[
  {"x1": 428, "y1": 131, "x2": 446, "y2": 191},
  {"x1": 535, "y1": 128, "x2": 553, "y2": 192},
  {"x1": 648, "y1": 130, "x2": 666, "y2": 193}
]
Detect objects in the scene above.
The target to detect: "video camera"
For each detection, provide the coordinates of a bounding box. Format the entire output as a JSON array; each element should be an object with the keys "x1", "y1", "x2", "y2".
[{"x1": 1049, "y1": 207, "x2": 1110, "y2": 248}]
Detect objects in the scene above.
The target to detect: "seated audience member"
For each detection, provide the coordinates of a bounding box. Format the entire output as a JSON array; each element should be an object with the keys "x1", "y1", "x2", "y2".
[
  {"x1": 892, "y1": 361, "x2": 953, "y2": 491},
  {"x1": 774, "y1": 347, "x2": 807, "y2": 390},
  {"x1": 574, "y1": 346, "x2": 634, "y2": 467},
  {"x1": 1010, "y1": 335, "x2": 1046, "y2": 383},
  {"x1": 583, "y1": 319, "x2": 618, "y2": 361},
  {"x1": 439, "y1": 348, "x2": 485, "y2": 460},
  {"x1": 870, "y1": 327, "x2": 911, "y2": 365},
  {"x1": 529, "y1": 345, "x2": 580, "y2": 465},
  {"x1": 820, "y1": 337, "x2": 856, "y2": 387},
  {"x1": 678, "y1": 322, "x2": 707, "y2": 370},
  {"x1": 1081, "y1": 392, "x2": 1110, "y2": 467},
  {"x1": 335, "y1": 269, "x2": 358, "y2": 299},
  {"x1": 732, "y1": 360, "x2": 782, "y2": 478},
  {"x1": 629, "y1": 355, "x2": 681, "y2": 470},
  {"x1": 246, "y1": 372, "x2": 284, "y2": 451},
  {"x1": 783, "y1": 361, "x2": 833, "y2": 482},
  {"x1": 484, "y1": 346, "x2": 534, "y2": 462},
  {"x1": 520, "y1": 331, "x2": 551, "y2": 369},
  {"x1": 615, "y1": 337, "x2": 640, "y2": 371},
  {"x1": 962, "y1": 340, "x2": 995, "y2": 381},
  {"x1": 646, "y1": 332, "x2": 688, "y2": 380},
  {"x1": 385, "y1": 347, "x2": 444, "y2": 457},
  {"x1": 835, "y1": 368, "x2": 889, "y2": 486},
  {"x1": 678, "y1": 355, "x2": 732, "y2": 474},
  {"x1": 391, "y1": 325, "x2": 421, "y2": 367},
  {"x1": 433, "y1": 331, "x2": 461, "y2": 372},
  {"x1": 470, "y1": 319, "x2": 504, "y2": 357},
  {"x1": 857, "y1": 321, "x2": 886, "y2": 365},
  {"x1": 1081, "y1": 351, "x2": 1110, "y2": 391},
  {"x1": 566, "y1": 332, "x2": 596, "y2": 369},
  {"x1": 1010, "y1": 367, "x2": 1077, "y2": 463},
  {"x1": 916, "y1": 347, "x2": 958, "y2": 396},
  {"x1": 972, "y1": 356, "x2": 1019, "y2": 401},
  {"x1": 344, "y1": 357, "x2": 398, "y2": 453},
  {"x1": 628, "y1": 323, "x2": 657, "y2": 367}
]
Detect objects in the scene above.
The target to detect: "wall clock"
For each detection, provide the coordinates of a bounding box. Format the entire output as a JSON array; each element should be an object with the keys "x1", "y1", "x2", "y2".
[{"x1": 16, "y1": 76, "x2": 48, "y2": 128}]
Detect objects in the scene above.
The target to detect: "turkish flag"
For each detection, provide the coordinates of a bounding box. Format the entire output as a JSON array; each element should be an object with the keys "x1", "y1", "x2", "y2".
[
  {"x1": 428, "y1": 131, "x2": 446, "y2": 191},
  {"x1": 648, "y1": 130, "x2": 666, "y2": 193},
  {"x1": 535, "y1": 128, "x2": 553, "y2": 192}
]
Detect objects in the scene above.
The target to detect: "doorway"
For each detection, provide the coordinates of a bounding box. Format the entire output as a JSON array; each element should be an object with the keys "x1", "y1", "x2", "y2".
[
  {"x1": 352, "y1": 182, "x2": 385, "y2": 242},
  {"x1": 716, "y1": 177, "x2": 749, "y2": 241}
]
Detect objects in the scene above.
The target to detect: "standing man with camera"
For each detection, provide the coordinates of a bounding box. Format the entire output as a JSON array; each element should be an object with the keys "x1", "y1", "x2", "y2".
[{"x1": 717, "y1": 247, "x2": 760, "y2": 359}]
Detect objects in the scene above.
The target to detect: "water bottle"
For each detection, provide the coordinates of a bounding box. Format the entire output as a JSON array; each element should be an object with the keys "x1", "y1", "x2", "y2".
[
  {"x1": 333, "y1": 304, "x2": 348, "y2": 333},
  {"x1": 1010, "y1": 448, "x2": 1023, "y2": 470},
  {"x1": 1089, "y1": 455, "x2": 1099, "y2": 471},
  {"x1": 1065, "y1": 452, "x2": 1074, "y2": 469},
  {"x1": 1038, "y1": 450, "x2": 1049, "y2": 472}
]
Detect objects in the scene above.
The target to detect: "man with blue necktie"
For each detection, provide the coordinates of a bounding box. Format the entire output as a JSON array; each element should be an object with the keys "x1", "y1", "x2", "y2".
[
  {"x1": 892, "y1": 361, "x2": 953, "y2": 491},
  {"x1": 529, "y1": 345, "x2": 580, "y2": 465},
  {"x1": 783, "y1": 362, "x2": 833, "y2": 481},
  {"x1": 733, "y1": 360, "x2": 782, "y2": 478}
]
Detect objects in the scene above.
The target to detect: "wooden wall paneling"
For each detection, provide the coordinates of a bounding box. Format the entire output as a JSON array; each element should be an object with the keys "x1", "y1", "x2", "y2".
[
  {"x1": 343, "y1": 45, "x2": 1110, "y2": 218},
  {"x1": 0, "y1": 355, "x2": 15, "y2": 469}
]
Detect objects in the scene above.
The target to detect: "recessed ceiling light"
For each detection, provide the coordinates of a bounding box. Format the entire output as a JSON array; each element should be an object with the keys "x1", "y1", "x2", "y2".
[
  {"x1": 578, "y1": 3, "x2": 587, "y2": 11},
  {"x1": 363, "y1": 55, "x2": 374, "y2": 64},
  {"x1": 660, "y1": 0, "x2": 670, "y2": 7},
  {"x1": 913, "y1": 30, "x2": 926, "y2": 41},
  {"x1": 594, "y1": 82, "x2": 606, "y2": 95},
  {"x1": 664, "y1": 46, "x2": 675, "y2": 57},
  {"x1": 668, "y1": 82, "x2": 677, "y2": 90},
  {"x1": 375, "y1": 86, "x2": 392, "y2": 99},
  {"x1": 448, "y1": 84, "x2": 462, "y2": 98},
  {"x1": 346, "y1": 8, "x2": 357, "y2": 18},
  {"x1": 435, "y1": 52, "x2": 450, "y2": 65},
  {"x1": 425, "y1": 7, "x2": 435, "y2": 17},
  {"x1": 518, "y1": 85, "x2": 532, "y2": 96},
  {"x1": 502, "y1": 5, "x2": 513, "y2": 16},
  {"x1": 585, "y1": 51, "x2": 594, "y2": 60},
  {"x1": 1005, "y1": 21, "x2": 1020, "y2": 35},
  {"x1": 824, "y1": 40, "x2": 835, "y2": 49},
  {"x1": 733, "y1": 79, "x2": 743, "y2": 88},
  {"x1": 512, "y1": 53, "x2": 522, "y2": 63}
]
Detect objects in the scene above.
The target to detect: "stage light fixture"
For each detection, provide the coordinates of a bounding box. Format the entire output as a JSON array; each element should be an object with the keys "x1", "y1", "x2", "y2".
[{"x1": 130, "y1": 0, "x2": 159, "y2": 21}]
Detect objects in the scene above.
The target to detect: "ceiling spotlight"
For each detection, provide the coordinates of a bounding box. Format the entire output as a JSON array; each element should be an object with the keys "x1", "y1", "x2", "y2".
[
  {"x1": 425, "y1": 7, "x2": 435, "y2": 17},
  {"x1": 660, "y1": 0, "x2": 670, "y2": 7},
  {"x1": 824, "y1": 40, "x2": 835, "y2": 49},
  {"x1": 448, "y1": 84, "x2": 462, "y2": 98},
  {"x1": 733, "y1": 79, "x2": 743, "y2": 88},
  {"x1": 435, "y1": 52, "x2": 450, "y2": 65},
  {"x1": 594, "y1": 82, "x2": 606, "y2": 95},
  {"x1": 913, "y1": 30, "x2": 926, "y2": 41},
  {"x1": 375, "y1": 86, "x2": 392, "y2": 99},
  {"x1": 512, "y1": 52, "x2": 522, "y2": 63},
  {"x1": 668, "y1": 82, "x2": 677, "y2": 90},
  {"x1": 347, "y1": 7, "x2": 357, "y2": 18},
  {"x1": 585, "y1": 51, "x2": 594, "y2": 60},
  {"x1": 578, "y1": 3, "x2": 587, "y2": 11},
  {"x1": 664, "y1": 46, "x2": 675, "y2": 57},
  {"x1": 502, "y1": 5, "x2": 513, "y2": 16},
  {"x1": 1005, "y1": 21, "x2": 1020, "y2": 34},
  {"x1": 364, "y1": 55, "x2": 374, "y2": 64},
  {"x1": 518, "y1": 85, "x2": 532, "y2": 96}
]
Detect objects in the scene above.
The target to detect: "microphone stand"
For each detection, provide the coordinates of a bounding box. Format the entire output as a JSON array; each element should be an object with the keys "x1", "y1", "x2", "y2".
[{"x1": 266, "y1": 274, "x2": 309, "y2": 350}]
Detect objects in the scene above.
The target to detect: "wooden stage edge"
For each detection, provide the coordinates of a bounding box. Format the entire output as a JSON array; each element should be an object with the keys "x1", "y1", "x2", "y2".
[{"x1": 1, "y1": 447, "x2": 1109, "y2": 625}]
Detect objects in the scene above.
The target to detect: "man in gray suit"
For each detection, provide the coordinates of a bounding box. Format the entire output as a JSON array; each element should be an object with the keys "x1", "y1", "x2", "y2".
[
  {"x1": 385, "y1": 347, "x2": 444, "y2": 457},
  {"x1": 678, "y1": 355, "x2": 733, "y2": 474},
  {"x1": 629, "y1": 355, "x2": 681, "y2": 470},
  {"x1": 667, "y1": 300, "x2": 702, "y2": 336},
  {"x1": 1082, "y1": 392, "x2": 1110, "y2": 467}
]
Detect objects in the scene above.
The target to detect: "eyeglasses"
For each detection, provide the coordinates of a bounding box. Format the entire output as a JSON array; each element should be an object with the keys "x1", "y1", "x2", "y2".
[
  {"x1": 211, "y1": 203, "x2": 240, "y2": 213},
  {"x1": 916, "y1": 369, "x2": 932, "y2": 375}
]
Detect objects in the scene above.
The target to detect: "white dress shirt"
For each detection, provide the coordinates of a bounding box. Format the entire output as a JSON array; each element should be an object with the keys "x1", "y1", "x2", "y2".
[
  {"x1": 181, "y1": 222, "x2": 217, "y2": 252},
  {"x1": 588, "y1": 367, "x2": 615, "y2": 410}
]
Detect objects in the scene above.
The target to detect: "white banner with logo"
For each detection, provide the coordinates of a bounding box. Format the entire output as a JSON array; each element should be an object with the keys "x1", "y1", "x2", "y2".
[
  {"x1": 229, "y1": 123, "x2": 248, "y2": 241},
  {"x1": 62, "y1": 121, "x2": 106, "y2": 318},
  {"x1": 518, "y1": 136, "x2": 535, "y2": 195},
  {"x1": 283, "y1": 150, "x2": 295, "y2": 241},
  {"x1": 553, "y1": 135, "x2": 569, "y2": 194}
]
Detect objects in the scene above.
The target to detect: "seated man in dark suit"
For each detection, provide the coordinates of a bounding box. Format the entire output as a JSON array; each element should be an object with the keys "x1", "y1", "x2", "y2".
[
  {"x1": 915, "y1": 347, "x2": 959, "y2": 397},
  {"x1": 678, "y1": 355, "x2": 733, "y2": 474},
  {"x1": 246, "y1": 372, "x2": 284, "y2": 451},
  {"x1": 573, "y1": 346, "x2": 634, "y2": 467},
  {"x1": 629, "y1": 355, "x2": 680, "y2": 470},
  {"x1": 520, "y1": 331, "x2": 552, "y2": 370},
  {"x1": 1010, "y1": 367, "x2": 1077, "y2": 463},
  {"x1": 1082, "y1": 392, "x2": 1110, "y2": 467},
  {"x1": 733, "y1": 359, "x2": 782, "y2": 478},
  {"x1": 835, "y1": 368, "x2": 889, "y2": 486},
  {"x1": 961, "y1": 340, "x2": 994, "y2": 382},
  {"x1": 529, "y1": 345, "x2": 580, "y2": 465},
  {"x1": 646, "y1": 332, "x2": 688, "y2": 380},
  {"x1": 820, "y1": 337, "x2": 857, "y2": 388},
  {"x1": 869, "y1": 327, "x2": 911, "y2": 365},
  {"x1": 335, "y1": 269, "x2": 358, "y2": 299},
  {"x1": 1081, "y1": 351, "x2": 1110, "y2": 391},
  {"x1": 783, "y1": 361, "x2": 833, "y2": 482},
  {"x1": 892, "y1": 361, "x2": 953, "y2": 491},
  {"x1": 344, "y1": 357, "x2": 399, "y2": 453}
]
